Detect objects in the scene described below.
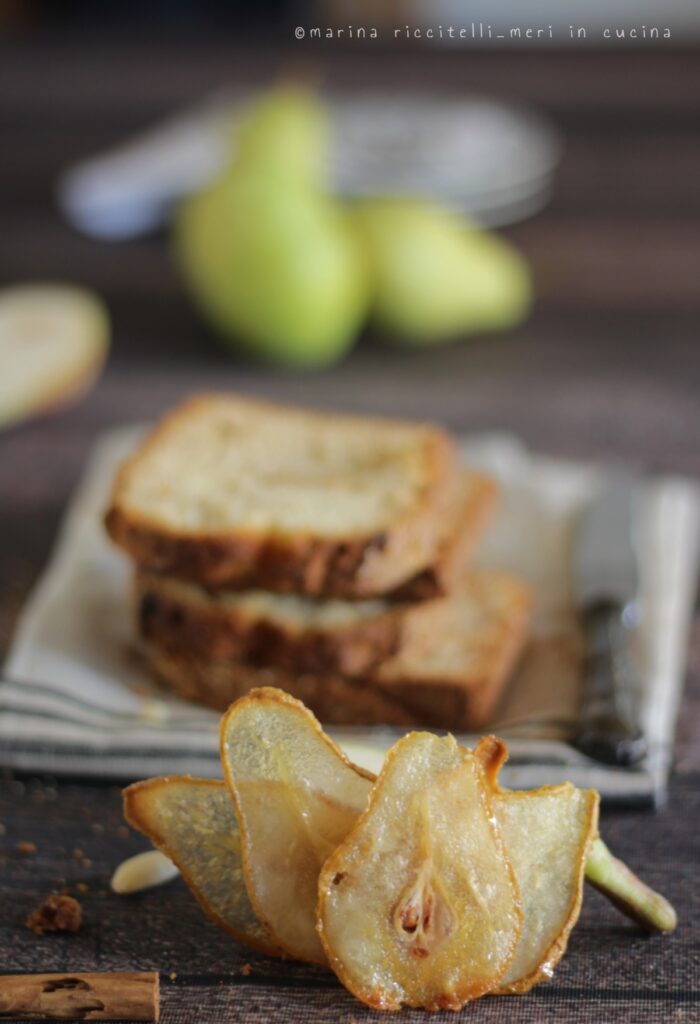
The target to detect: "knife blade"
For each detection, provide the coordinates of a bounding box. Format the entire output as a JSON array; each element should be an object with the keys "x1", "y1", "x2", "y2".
[{"x1": 572, "y1": 475, "x2": 647, "y2": 766}]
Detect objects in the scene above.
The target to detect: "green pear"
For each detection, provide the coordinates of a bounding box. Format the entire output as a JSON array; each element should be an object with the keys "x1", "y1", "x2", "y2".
[
  {"x1": 175, "y1": 171, "x2": 368, "y2": 368},
  {"x1": 175, "y1": 85, "x2": 368, "y2": 368},
  {"x1": 234, "y1": 84, "x2": 329, "y2": 186},
  {"x1": 354, "y1": 199, "x2": 532, "y2": 344}
]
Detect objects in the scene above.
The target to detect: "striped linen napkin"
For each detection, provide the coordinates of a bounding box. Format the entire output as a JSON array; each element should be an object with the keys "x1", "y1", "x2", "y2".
[{"x1": 1, "y1": 426, "x2": 697, "y2": 805}]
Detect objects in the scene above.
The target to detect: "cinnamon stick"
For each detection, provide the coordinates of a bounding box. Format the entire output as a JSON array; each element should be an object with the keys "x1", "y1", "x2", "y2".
[{"x1": 0, "y1": 972, "x2": 159, "y2": 1021}]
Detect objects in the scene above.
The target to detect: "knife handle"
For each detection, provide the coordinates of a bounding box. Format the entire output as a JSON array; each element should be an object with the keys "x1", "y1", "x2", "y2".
[{"x1": 575, "y1": 601, "x2": 648, "y2": 767}]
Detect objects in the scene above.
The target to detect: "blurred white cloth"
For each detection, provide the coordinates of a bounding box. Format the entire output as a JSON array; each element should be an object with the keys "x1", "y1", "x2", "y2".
[{"x1": 1, "y1": 426, "x2": 698, "y2": 805}]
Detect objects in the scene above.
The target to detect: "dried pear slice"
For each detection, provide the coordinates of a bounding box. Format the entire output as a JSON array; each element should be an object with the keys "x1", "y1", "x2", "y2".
[
  {"x1": 477, "y1": 738, "x2": 676, "y2": 941},
  {"x1": 220, "y1": 687, "x2": 374, "y2": 965},
  {"x1": 475, "y1": 736, "x2": 599, "y2": 994},
  {"x1": 318, "y1": 732, "x2": 522, "y2": 1011},
  {"x1": 123, "y1": 776, "x2": 281, "y2": 956}
]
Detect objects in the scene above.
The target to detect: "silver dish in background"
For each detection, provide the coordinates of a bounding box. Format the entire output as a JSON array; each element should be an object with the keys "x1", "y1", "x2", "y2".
[{"x1": 57, "y1": 92, "x2": 561, "y2": 240}]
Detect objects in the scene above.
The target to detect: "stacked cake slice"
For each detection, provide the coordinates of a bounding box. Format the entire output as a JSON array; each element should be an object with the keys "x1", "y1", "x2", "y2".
[{"x1": 105, "y1": 393, "x2": 532, "y2": 730}]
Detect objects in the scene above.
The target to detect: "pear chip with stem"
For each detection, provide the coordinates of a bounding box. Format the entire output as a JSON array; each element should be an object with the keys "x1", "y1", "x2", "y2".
[{"x1": 475, "y1": 736, "x2": 600, "y2": 993}]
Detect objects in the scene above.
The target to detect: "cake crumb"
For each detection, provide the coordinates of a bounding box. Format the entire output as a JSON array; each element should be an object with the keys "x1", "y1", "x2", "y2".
[
  {"x1": 91, "y1": 823, "x2": 105, "y2": 835},
  {"x1": 81, "y1": 858, "x2": 93, "y2": 869},
  {"x1": 241, "y1": 963, "x2": 252, "y2": 976},
  {"x1": 72, "y1": 848, "x2": 84, "y2": 859},
  {"x1": 16, "y1": 841, "x2": 37, "y2": 856},
  {"x1": 169, "y1": 972, "x2": 177, "y2": 981},
  {"x1": 26, "y1": 894, "x2": 82, "y2": 936},
  {"x1": 76, "y1": 882, "x2": 89, "y2": 893}
]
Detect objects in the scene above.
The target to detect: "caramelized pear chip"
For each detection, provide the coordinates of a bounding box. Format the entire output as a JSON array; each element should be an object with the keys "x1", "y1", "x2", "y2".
[
  {"x1": 317, "y1": 733, "x2": 522, "y2": 1011},
  {"x1": 220, "y1": 687, "x2": 373, "y2": 964},
  {"x1": 475, "y1": 737, "x2": 599, "y2": 993},
  {"x1": 123, "y1": 776, "x2": 280, "y2": 956}
]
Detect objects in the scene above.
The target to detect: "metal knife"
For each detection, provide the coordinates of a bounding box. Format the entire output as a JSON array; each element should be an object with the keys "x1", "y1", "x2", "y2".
[{"x1": 572, "y1": 475, "x2": 648, "y2": 766}]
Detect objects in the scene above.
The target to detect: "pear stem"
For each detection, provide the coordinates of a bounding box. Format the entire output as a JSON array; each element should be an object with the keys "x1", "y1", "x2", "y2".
[{"x1": 585, "y1": 838, "x2": 677, "y2": 933}]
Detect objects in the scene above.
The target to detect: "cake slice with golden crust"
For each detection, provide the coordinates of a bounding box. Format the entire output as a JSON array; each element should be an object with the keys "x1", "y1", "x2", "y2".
[
  {"x1": 133, "y1": 470, "x2": 497, "y2": 678},
  {"x1": 138, "y1": 569, "x2": 532, "y2": 732},
  {"x1": 106, "y1": 393, "x2": 459, "y2": 599}
]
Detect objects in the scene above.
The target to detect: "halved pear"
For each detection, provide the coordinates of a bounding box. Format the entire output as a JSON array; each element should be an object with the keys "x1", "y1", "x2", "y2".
[
  {"x1": 123, "y1": 776, "x2": 281, "y2": 956},
  {"x1": 317, "y1": 732, "x2": 522, "y2": 1011},
  {"x1": 475, "y1": 736, "x2": 599, "y2": 994},
  {"x1": 0, "y1": 283, "x2": 109, "y2": 429},
  {"x1": 219, "y1": 687, "x2": 374, "y2": 964}
]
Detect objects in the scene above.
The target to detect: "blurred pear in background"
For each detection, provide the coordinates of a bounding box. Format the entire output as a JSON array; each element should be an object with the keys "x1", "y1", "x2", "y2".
[
  {"x1": 0, "y1": 283, "x2": 109, "y2": 430},
  {"x1": 354, "y1": 199, "x2": 532, "y2": 345},
  {"x1": 175, "y1": 85, "x2": 533, "y2": 369},
  {"x1": 175, "y1": 86, "x2": 370, "y2": 369},
  {"x1": 233, "y1": 85, "x2": 329, "y2": 185}
]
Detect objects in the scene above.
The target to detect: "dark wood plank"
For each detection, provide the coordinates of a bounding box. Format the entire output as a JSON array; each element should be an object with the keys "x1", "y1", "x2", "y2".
[{"x1": 1, "y1": 39, "x2": 700, "y2": 115}]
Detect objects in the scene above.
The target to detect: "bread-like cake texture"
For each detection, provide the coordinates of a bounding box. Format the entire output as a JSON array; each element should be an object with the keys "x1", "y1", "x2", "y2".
[
  {"x1": 106, "y1": 394, "x2": 458, "y2": 599},
  {"x1": 137, "y1": 572, "x2": 396, "y2": 677},
  {"x1": 392, "y1": 469, "x2": 497, "y2": 600},
  {"x1": 138, "y1": 569, "x2": 532, "y2": 732},
  {"x1": 133, "y1": 470, "x2": 497, "y2": 677}
]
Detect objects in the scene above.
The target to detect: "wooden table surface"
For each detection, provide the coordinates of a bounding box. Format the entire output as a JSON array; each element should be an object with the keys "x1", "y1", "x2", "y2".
[{"x1": 1, "y1": 32, "x2": 699, "y2": 1022}]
